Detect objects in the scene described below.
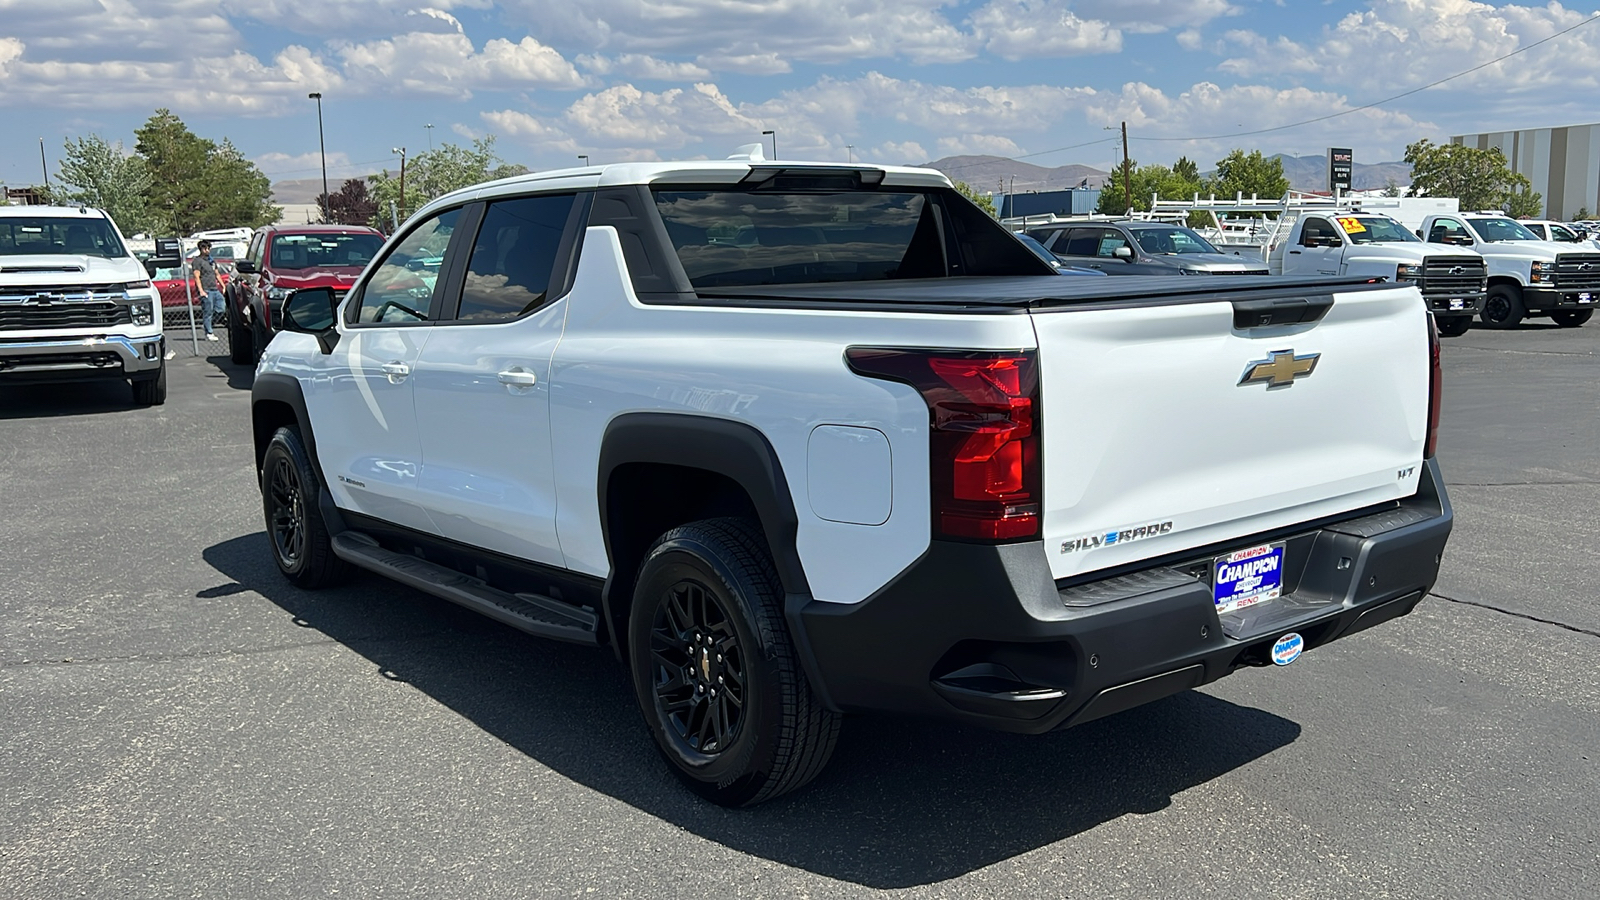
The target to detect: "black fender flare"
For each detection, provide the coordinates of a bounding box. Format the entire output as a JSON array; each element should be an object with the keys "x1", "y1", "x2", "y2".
[{"x1": 251, "y1": 372, "x2": 346, "y2": 534}]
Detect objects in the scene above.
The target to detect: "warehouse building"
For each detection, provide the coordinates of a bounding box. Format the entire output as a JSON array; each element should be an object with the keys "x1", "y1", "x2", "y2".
[{"x1": 1452, "y1": 122, "x2": 1600, "y2": 220}]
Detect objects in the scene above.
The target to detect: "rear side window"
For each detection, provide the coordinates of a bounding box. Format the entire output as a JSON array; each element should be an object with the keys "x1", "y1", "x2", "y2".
[
  {"x1": 1062, "y1": 229, "x2": 1100, "y2": 257},
  {"x1": 1095, "y1": 229, "x2": 1130, "y2": 258},
  {"x1": 456, "y1": 194, "x2": 577, "y2": 321},
  {"x1": 651, "y1": 186, "x2": 1047, "y2": 289}
]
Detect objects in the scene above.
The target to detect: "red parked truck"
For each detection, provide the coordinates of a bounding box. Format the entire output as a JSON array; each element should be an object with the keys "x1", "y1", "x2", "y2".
[{"x1": 227, "y1": 224, "x2": 385, "y2": 363}]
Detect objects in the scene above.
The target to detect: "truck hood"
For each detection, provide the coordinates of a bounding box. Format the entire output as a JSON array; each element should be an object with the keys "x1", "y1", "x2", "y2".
[
  {"x1": 266, "y1": 266, "x2": 365, "y2": 288},
  {"x1": 1344, "y1": 244, "x2": 1484, "y2": 263},
  {"x1": 1476, "y1": 241, "x2": 1560, "y2": 262},
  {"x1": 1171, "y1": 254, "x2": 1270, "y2": 273},
  {"x1": 0, "y1": 253, "x2": 146, "y2": 286}
]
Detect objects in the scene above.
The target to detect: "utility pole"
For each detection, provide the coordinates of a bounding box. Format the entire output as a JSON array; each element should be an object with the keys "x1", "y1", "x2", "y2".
[
  {"x1": 1121, "y1": 121, "x2": 1132, "y2": 214},
  {"x1": 308, "y1": 92, "x2": 328, "y2": 220},
  {"x1": 392, "y1": 147, "x2": 407, "y2": 223},
  {"x1": 846, "y1": 145, "x2": 855, "y2": 164},
  {"x1": 1008, "y1": 173, "x2": 1016, "y2": 218},
  {"x1": 39, "y1": 138, "x2": 49, "y2": 187},
  {"x1": 425, "y1": 123, "x2": 434, "y2": 152}
]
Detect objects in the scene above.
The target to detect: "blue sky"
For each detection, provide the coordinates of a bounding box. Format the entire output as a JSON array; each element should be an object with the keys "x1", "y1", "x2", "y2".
[{"x1": 2, "y1": 0, "x2": 1598, "y2": 194}]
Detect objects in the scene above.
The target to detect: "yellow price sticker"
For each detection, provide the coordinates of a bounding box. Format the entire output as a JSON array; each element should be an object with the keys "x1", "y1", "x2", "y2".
[{"x1": 1335, "y1": 216, "x2": 1367, "y2": 234}]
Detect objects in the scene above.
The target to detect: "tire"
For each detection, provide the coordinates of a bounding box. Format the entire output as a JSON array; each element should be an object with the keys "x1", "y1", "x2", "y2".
[
  {"x1": 1479, "y1": 284, "x2": 1525, "y2": 329},
  {"x1": 250, "y1": 315, "x2": 268, "y2": 365},
  {"x1": 130, "y1": 360, "x2": 167, "y2": 406},
  {"x1": 1551, "y1": 309, "x2": 1592, "y2": 327},
  {"x1": 1434, "y1": 314, "x2": 1472, "y2": 337},
  {"x1": 628, "y1": 517, "x2": 840, "y2": 807},
  {"x1": 261, "y1": 426, "x2": 350, "y2": 589},
  {"x1": 229, "y1": 292, "x2": 253, "y2": 364}
]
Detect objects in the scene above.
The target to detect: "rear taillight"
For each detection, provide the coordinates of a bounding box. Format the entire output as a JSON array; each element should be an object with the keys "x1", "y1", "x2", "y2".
[
  {"x1": 1425, "y1": 314, "x2": 1442, "y2": 458},
  {"x1": 846, "y1": 348, "x2": 1040, "y2": 542}
]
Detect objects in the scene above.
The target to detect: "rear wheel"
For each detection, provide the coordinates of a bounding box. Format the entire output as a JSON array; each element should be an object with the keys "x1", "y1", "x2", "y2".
[
  {"x1": 261, "y1": 426, "x2": 349, "y2": 588},
  {"x1": 130, "y1": 360, "x2": 166, "y2": 406},
  {"x1": 1479, "y1": 285, "x2": 1525, "y2": 329},
  {"x1": 628, "y1": 518, "x2": 840, "y2": 806},
  {"x1": 1434, "y1": 314, "x2": 1472, "y2": 337},
  {"x1": 250, "y1": 314, "x2": 269, "y2": 365},
  {"x1": 1551, "y1": 309, "x2": 1592, "y2": 327}
]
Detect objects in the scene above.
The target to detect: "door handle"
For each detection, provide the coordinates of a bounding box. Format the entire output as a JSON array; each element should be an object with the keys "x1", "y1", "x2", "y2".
[
  {"x1": 381, "y1": 361, "x2": 410, "y2": 384},
  {"x1": 1288, "y1": 250, "x2": 1302, "y2": 255},
  {"x1": 498, "y1": 368, "x2": 538, "y2": 389}
]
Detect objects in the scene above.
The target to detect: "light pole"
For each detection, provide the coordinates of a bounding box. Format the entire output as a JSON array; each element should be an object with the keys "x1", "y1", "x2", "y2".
[
  {"x1": 392, "y1": 147, "x2": 407, "y2": 223},
  {"x1": 578, "y1": 154, "x2": 589, "y2": 166},
  {"x1": 424, "y1": 123, "x2": 434, "y2": 152},
  {"x1": 308, "y1": 92, "x2": 327, "y2": 219},
  {"x1": 761, "y1": 129, "x2": 777, "y2": 160},
  {"x1": 846, "y1": 144, "x2": 855, "y2": 164}
]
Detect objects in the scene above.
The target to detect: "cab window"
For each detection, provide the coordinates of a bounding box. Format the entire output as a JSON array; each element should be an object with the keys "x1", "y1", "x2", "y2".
[
  {"x1": 348, "y1": 209, "x2": 459, "y2": 325},
  {"x1": 1427, "y1": 219, "x2": 1474, "y2": 246},
  {"x1": 1061, "y1": 228, "x2": 1101, "y2": 257},
  {"x1": 1301, "y1": 218, "x2": 1340, "y2": 246},
  {"x1": 454, "y1": 194, "x2": 577, "y2": 322},
  {"x1": 1095, "y1": 229, "x2": 1130, "y2": 258}
]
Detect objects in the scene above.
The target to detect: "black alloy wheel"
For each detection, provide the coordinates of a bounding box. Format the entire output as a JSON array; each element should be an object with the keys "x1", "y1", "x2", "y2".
[
  {"x1": 1434, "y1": 314, "x2": 1472, "y2": 337},
  {"x1": 1479, "y1": 285, "x2": 1525, "y2": 329},
  {"x1": 1551, "y1": 309, "x2": 1592, "y2": 327},
  {"x1": 260, "y1": 426, "x2": 349, "y2": 588},
  {"x1": 628, "y1": 518, "x2": 840, "y2": 806},
  {"x1": 228, "y1": 291, "x2": 253, "y2": 364},
  {"x1": 649, "y1": 575, "x2": 748, "y2": 756}
]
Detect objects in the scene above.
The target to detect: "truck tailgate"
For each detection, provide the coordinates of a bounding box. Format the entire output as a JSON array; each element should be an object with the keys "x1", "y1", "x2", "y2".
[{"x1": 1031, "y1": 281, "x2": 1429, "y2": 581}]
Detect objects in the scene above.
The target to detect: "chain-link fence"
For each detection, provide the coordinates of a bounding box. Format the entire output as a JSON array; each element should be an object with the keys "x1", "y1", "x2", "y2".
[{"x1": 162, "y1": 299, "x2": 241, "y2": 361}]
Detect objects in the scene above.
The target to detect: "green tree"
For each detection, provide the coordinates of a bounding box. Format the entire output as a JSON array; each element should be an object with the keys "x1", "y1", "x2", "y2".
[
  {"x1": 1206, "y1": 149, "x2": 1289, "y2": 200},
  {"x1": 954, "y1": 180, "x2": 996, "y2": 216},
  {"x1": 324, "y1": 178, "x2": 378, "y2": 226},
  {"x1": 1384, "y1": 177, "x2": 1403, "y2": 198},
  {"x1": 56, "y1": 135, "x2": 156, "y2": 233},
  {"x1": 1571, "y1": 207, "x2": 1592, "y2": 221},
  {"x1": 133, "y1": 109, "x2": 277, "y2": 234},
  {"x1": 1095, "y1": 159, "x2": 1204, "y2": 215},
  {"x1": 369, "y1": 136, "x2": 529, "y2": 227},
  {"x1": 1404, "y1": 139, "x2": 1542, "y2": 215}
]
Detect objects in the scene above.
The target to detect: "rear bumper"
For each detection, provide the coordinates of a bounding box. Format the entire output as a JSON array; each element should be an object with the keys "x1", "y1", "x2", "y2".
[
  {"x1": 1523, "y1": 286, "x2": 1599, "y2": 311},
  {"x1": 796, "y1": 459, "x2": 1453, "y2": 734},
  {"x1": 0, "y1": 333, "x2": 165, "y2": 382}
]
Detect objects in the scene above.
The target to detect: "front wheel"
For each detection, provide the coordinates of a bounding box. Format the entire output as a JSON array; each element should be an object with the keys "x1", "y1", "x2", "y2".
[
  {"x1": 228, "y1": 292, "x2": 253, "y2": 364},
  {"x1": 628, "y1": 518, "x2": 840, "y2": 807},
  {"x1": 1551, "y1": 309, "x2": 1592, "y2": 327},
  {"x1": 261, "y1": 426, "x2": 349, "y2": 588},
  {"x1": 130, "y1": 360, "x2": 166, "y2": 406},
  {"x1": 1434, "y1": 314, "x2": 1472, "y2": 337},
  {"x1": 1479, "y1": 285, "x2": 1525, "y2": 329}
]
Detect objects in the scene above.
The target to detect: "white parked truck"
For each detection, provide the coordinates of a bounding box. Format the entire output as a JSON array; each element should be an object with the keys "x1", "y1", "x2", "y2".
[
  {"x1": 251, "y1": 155, "x2": 1454, "y2": 805},
  {"x1": 1268, "y1": 211, "x2": 1487, "y2": 336},
  {"x1": 1419, "y1": 212, "x2": 1597, "y2": 329},
  {"x1": 0, "y1": 206, "x2": 168, "y2": 404}
]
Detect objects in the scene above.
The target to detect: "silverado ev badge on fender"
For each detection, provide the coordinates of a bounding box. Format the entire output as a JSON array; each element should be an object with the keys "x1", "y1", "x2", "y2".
[{"x1": 250, "y1": 151, "x2": 1454, "y2": 807}]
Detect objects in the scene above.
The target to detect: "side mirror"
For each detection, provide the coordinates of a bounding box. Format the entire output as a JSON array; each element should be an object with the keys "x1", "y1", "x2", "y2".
[
  {"x1": 281, "y1": 287, "x2": 340, "y2": 354},
  {"x1": 1113, "y1": 245, "x2": 1134, "y2": 260},
  {"x1": 235, "y1": 260, "x2": 257, "y2": 275}
]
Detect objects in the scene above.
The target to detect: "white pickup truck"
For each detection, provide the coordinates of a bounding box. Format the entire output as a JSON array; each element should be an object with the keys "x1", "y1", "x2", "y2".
[
  {"x1": 1268, "y1": 210, "x2": 1487, "y2": 336},
  {"x1": 251, "y1": 156, "x2": 1454, "y2": 805},
  {"x1": 0, "y1": 206, "x2": 167, "y2": 404},
  {"x1": 1420, "y1": 212, "x2": 1598, "y2": 328}
]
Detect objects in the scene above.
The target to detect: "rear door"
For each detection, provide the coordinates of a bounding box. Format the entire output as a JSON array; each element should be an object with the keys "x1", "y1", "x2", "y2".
[{"x1": 1031, "y1": 281, "x2": 1430, "y2": 580}]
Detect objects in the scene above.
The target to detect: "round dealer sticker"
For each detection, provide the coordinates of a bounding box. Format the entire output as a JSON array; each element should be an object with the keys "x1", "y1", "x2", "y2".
[{"x1": 1271, "y1": 633, "x2": 1304, "y2": 666}]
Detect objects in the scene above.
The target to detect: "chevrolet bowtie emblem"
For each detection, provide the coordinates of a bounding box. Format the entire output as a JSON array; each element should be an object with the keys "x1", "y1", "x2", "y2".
[{"x1": 1240, "y1": 349, "x2": 1320, "y2": 388}]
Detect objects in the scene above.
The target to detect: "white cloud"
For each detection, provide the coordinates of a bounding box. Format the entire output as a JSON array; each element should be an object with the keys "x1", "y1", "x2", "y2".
[
  {"x1": 222, "y1": 0, "x2": 491, "y2": 38},
  {"x1": 936, "y1": 133, "x2": 1027, "y2": 156},
  {"x1": 875, "y1": 140, "x2": 930, "y2": 164},
  {"x1": 577, "y1": 53, "x2": 712, "y2": 80},
  {"x1": 969, "y1": 0, "x2": 1123, "y2": 59},
  {"x1": 693, "y1": 52, "x2": 792, "y2": 75},
  {"x1": 1072, "y1": 0, "x2": 1237, "y2": 34},
  {"x1": 502, "y1": 0, "x2": 974, "y2": 64},
  {"x1": 1176, "y1": 28, "x2": 1203, "y2": 50},
  {"x1": 333, "y1": 32, "x2": 586, "y2": 96},
  {"x1": 254, "y1": 149, "x2": 361, "y2": 179}
]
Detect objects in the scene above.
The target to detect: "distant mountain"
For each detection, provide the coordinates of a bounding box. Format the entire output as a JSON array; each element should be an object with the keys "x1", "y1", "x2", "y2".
[
  {"x1": 271, "y1": 176, "x2": 383, "y2": 205},
  {"x1": 921, "y1": 155, "x2": 1110, "y2": 194},
  {"x1": 1270, "y1": 154, "x2": 1412, "y2": 192}
]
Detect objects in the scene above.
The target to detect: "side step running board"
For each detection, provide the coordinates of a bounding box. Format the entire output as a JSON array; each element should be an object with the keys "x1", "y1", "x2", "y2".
[{"x1": 331, "y1": 532, "x2": 599, "y2": 645}]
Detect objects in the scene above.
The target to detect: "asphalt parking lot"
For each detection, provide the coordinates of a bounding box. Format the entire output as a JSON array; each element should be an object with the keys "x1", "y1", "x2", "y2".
[{"x1": 2, "y1": 320, "x2": 1597, "y2": 899}]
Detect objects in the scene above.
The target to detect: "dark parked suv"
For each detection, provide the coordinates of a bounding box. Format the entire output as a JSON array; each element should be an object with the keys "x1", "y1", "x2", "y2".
[
  {"x1": 1026, "y1": 221, "x2": 1269, "y2": 275},
  {"x1": 227, "y1": 224, "x2": 385, "y2": 363}
]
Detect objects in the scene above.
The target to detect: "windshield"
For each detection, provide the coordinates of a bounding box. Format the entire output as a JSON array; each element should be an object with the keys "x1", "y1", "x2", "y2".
[
  {"x1": 270, "y1": 233, "x2": 383, "y2": 270},
  {"x1": 1129, "y1": 226, "x2": 1219, "y2": 255},
  {"x1": 1342, "y1": 216, "x2": 1421, "y2": 244},
  {"x1": 0, "y1": 216, "x2": 126, "y2": 258},
  {"x1": 1467, "y1": 217, "x2": 1540, "y2": 242}
]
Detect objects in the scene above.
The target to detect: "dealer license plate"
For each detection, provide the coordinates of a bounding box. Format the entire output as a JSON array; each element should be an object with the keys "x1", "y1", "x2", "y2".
[
  {"x1": 1579, "y1": 292, "x2": 1594, "y2": 304},
  {"x1": 1213, "y1": 542, "x2": 1286, "y2": 614},
  {"x1": 1447, "y1": 298, "x2": 1465, "y2": 310}
]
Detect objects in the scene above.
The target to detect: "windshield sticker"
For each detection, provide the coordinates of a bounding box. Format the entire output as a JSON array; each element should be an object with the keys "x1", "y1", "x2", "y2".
[
  {"x1": 1061, "y1": 520, "x2": 1174, "y2": 553},
  {"x1": 1336, "y1": 217, "x2": 1367, "y2": 234}
]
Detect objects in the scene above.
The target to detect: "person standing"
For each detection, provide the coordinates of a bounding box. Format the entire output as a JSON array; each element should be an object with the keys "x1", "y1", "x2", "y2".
[{"x1": 191, "y1": 239, "x2": 225, "y2": 341}]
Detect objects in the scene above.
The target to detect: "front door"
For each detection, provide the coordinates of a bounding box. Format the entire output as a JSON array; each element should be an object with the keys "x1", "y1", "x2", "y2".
[
  {"x1": 1294, "y1": 216, "x2": 1345, "y2": 274},
  {"x1": 310, "y1": 207, "x2": 461, "y2": 534},
  {"x1": 411, "y1": 193, "x2": 582, "y2": 568}
]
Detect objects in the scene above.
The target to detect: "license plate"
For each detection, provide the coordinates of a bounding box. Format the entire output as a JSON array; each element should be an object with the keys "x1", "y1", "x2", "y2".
[
  {"x1": 1448, "y1": 298, "x2": 1465, "y2": 310},
  {"x1": 1213, "y1": 542, "x2": 1286, "y2": 614},
  {"x1": 1579, "y1": 292, "x2": 1593, "y2": 304}
]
